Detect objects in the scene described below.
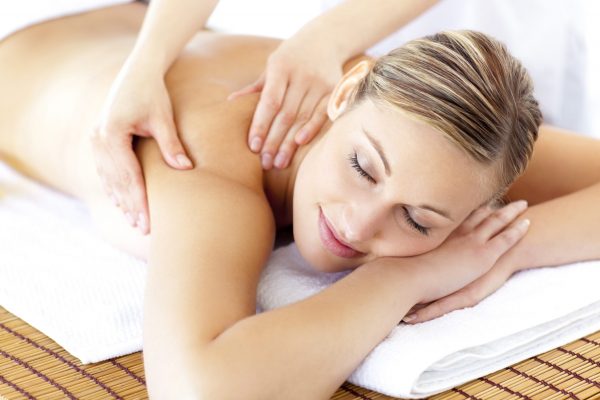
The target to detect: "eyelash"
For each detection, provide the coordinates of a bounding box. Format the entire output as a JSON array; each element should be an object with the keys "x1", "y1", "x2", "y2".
[
  {"x1": 347, "y1": 152, "x2": 376, "y2": 184},
  {"x1": 347, "y1": 151, "x2": 430, "y2": 236},
  {"x1": 402, "y1": 207, "x2": 430, "y2": 236}
]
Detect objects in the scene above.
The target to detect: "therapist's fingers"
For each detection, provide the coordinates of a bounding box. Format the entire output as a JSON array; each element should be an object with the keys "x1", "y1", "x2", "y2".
[
  {"x1": 261, "y1": 81, "x2": 308, "y2": 169},
  {"x1": 247, "y1": 72, "x2": 288, "y2": 158},
  {"x1": 92, "y1": 128, "x2": 141, "y2": 230},
  {"x1": 228, "y1": 73, "x2": 265, "y2": 103},
  {"x1": 294, "y1": 95, "x2": 329, "y2": 146},
  {"x1": 151, "y1": 117, "x2": 193, "y2": 170},
  {"x1": 120, "y1": 150, "x2": 149, "y2": 234},
  {"x1": 272, "y1": 90, "x2": 326, "y2": 169}
]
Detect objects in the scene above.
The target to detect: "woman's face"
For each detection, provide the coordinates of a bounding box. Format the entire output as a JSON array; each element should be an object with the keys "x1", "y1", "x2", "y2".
[{"x1": 292, "y1": 99, "x2": 495, "y2": 272}]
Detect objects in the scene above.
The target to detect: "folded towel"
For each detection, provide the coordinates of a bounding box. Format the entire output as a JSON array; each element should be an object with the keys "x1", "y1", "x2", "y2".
[
  {"x1": 1, "y1": 160, "x2": 600, "y2": 399},
  {"x1": 257, "y1": 244, "x2": 600, "y2": 398}
]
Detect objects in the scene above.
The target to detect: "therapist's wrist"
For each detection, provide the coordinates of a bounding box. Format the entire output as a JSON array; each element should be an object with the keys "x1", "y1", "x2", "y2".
[
  {"x1": 126, "y1": 41, "x2": 173, "y2": 77},
  {"x1": 292, "y1": 20, "x2": 349, "y2": 65}
]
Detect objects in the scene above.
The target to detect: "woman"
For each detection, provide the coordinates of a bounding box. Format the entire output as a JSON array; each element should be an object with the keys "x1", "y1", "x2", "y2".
[
  {"x1": 94, "y1": 0, "x2": 437, "y2": 234},
  {"x1": 0, "y1": 2, "x2": 599, "y2": 399}
]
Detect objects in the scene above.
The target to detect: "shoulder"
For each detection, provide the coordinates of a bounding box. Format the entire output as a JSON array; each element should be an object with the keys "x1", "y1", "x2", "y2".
[{"x1": 139, "y1": 93, "x2": 264, "y2": 192}]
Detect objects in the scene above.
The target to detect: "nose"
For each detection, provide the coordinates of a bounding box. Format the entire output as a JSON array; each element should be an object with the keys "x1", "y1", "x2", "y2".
[{"x1": 339, "y1": 201, "x2": 387, "y2": 243}]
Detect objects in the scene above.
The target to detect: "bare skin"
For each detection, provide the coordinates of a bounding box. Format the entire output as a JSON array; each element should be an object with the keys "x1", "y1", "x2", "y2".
[{"x1": 1, "y1": 3, "x2": 599, "y2": 399}]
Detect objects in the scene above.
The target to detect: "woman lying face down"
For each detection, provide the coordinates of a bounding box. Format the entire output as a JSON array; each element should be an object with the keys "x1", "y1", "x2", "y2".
[
  {"x1": 291, "y1": 31, "x2": 542, "y2": 273},
  {"x1": 8, "y1": 3, "x2": 600, "y2": 393}
]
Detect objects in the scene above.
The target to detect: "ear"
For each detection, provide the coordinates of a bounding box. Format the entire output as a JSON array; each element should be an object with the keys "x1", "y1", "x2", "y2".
[{"x1": 327, "y1": 60, "x2": 373, "y2": 121}]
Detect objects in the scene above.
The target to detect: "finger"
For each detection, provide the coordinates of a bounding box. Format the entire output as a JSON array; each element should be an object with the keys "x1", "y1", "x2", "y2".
[
  {"x1": 228, "y1": 74, "x2": 265, "y2": 102},
  {"x1": 248, "y1": 72, "x2": 288, "y2": 156},
  {"x1": 261, "y1": 81, "x2": 307, "y2": 169},
  {"x1": 405, "y1": 302, "x2": 431, "y2": 315},
  {"x1": 454, "y1": 203, "x2": 495, "y2": 235},
  {"x1": 486, "y1": 217, "x2": 530, "y2": 258},
  {"x1": 123, "y1": 154, "x2": 150, "y2": 234},
  {"x1": 91, "y1": 129, "x2": 125, "y2": 210},
  {"x1": 272, "y1": 89, "x2": 324, "y2": 169},
  {"x1": 98, "y1": 173, "x2": 119, "y2": 207},
  {"x1": 476, "y1": 200, "x2": 528, "y2": 239},
  {"x1": 403, "y1": 291, "x2": 475, "y2": 324},
  {"x1": 272, "y1": 135, "x2": 299, "y2": 169},
  {"x1": 101, "y1": 132, "x2": 142, "y2": 226},
  {"x1": 110, "y1": 153, "x2": 140, "y2": 227},
  {"x1": 152, "y1": 118, "x2": 193, "y2": 170},
  {"x1": 294, "y1": 96, "x2": 329, "y2": 146}
]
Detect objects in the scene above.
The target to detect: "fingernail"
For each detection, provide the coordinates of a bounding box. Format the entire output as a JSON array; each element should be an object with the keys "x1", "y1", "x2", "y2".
[
  {"x1": 261, "y1": 153, "x2": 273, "y2": 169},
  {"x1": 516, "y1": 200, "x2": 528, "y2": 208},
  {"x1": 250, "y1": 136, "x2": 262, "y2": 152},
  {"x1": 296, "y1": 130, "x2": 308, "y2": 144},
  {"x1": 138, "y1": 213, "x2": 147, "y2": 232},
  {"x1": 274, "y1": 152, "x2": 287, "y2": 169},
  {"x1": 519, "y1": 219, "x2": 531, "y2": 228},
  {"x1": 403, "y1": 313, "x2": 417, "y2": 322},
  {"x1": 176, "y1": 154, "x2": 192, "y2": 169},
  {"x1": 125, "y1": 212, "x2": 136, "y2": 226}
]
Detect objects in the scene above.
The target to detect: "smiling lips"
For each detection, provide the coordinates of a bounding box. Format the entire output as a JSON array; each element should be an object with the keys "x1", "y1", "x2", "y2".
[{"x1": 318, "y1": 207, "x2": 364, "y2": 258}]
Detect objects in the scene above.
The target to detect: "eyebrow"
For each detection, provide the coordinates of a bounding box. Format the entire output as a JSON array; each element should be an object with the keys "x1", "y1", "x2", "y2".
[
  {"x1": 361, "y1": 126, "x2": 454, "y2": 221},
  {"x1": 362, "y1": 126, "x2": 391, "y2": 177}
]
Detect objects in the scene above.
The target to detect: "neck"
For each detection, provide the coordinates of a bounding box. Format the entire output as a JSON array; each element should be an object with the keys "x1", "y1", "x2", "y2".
[{"x1": 263, "y1": 120, "x2": 332, "y2": 228}]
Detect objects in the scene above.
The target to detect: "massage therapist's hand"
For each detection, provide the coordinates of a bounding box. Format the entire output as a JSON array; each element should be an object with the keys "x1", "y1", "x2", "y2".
[
  {"x1": 228, "y1": 35, "x2": 343, "y2": 170},
  {"x1": 393, "y1": 200, "x2": 530, "y2": 323},
  {"x1": 92, "y1": 62, "x2": 193, "y2": 235}
]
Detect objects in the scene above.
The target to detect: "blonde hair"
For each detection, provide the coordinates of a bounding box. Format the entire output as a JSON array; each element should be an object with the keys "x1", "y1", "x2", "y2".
[{"x1": 353, "y1": 30, "x2": 542, "y2": 198}]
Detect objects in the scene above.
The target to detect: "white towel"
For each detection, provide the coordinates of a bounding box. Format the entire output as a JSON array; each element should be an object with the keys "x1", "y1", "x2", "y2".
[{"x1": 1, "y1": 159, "x2": 600, "y2": 399}]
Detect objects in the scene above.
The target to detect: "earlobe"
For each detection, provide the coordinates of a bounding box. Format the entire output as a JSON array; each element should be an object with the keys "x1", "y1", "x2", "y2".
[{"x1": 327, "y1": 60, "x2": 373, "y2": 121}]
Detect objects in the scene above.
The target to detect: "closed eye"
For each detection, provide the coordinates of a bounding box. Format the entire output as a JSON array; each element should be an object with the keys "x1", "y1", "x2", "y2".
[
  {"x1": 402, "y1": 207, "x2": 430, "y2": 236},
  {"x1": 347, "y1": 152, "x2": 375, "y2": 184}
]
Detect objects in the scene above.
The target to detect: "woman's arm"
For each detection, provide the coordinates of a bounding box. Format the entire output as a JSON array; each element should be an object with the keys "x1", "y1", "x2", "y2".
[
  {"x1": 402, "y1": 125, "x2": 600, "y2": 324},
  {"x1": 501, "y1": 125, "x2": 600, "y2": 270},
  {"x1": 137, "y1": 92, "x2": 527, "y2": 398},
  {"x1": 136, "y1": 96, "x2": 422, "y2": 399}
]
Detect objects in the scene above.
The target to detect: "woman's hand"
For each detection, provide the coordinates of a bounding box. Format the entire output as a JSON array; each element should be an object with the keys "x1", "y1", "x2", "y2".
[
  {"x1": 402, "y1": 256, "x2": 516, "y2": 324},
  {"x1": 91, "y1": 62, "x2": 193, "y2": 235},
  {"x1": 228, "y1": 36, "x2": 343, "y2": 170},
  {"x1": 395, "y1": 200, "x2": 530, "y2": 320}
]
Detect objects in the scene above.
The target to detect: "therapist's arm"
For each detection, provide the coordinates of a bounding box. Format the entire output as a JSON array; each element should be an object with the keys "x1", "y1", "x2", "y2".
[
  {"x1": 92, "y1": 0, "x2": 219, "y2": 235},
  {"x1": 231, "y1": 0, "x2": 439, "y2": 170},
  {"x1": 128, "y1": 0, "x2": 219, "y2": 73}
]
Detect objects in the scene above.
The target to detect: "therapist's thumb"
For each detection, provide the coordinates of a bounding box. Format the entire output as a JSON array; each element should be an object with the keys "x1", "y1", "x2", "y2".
[{"x1": 152, "y1": 119, "x2": 193, "y2": 170}]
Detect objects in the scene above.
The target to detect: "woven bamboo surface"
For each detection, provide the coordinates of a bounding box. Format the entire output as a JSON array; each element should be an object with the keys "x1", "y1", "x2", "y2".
[{"x1": 1, "y1": 305, "x2": 600, "y2": 399}]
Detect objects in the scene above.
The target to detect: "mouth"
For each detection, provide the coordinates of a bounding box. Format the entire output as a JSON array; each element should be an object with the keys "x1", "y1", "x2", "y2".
[{"x1": 318, "y1": 206, "x2": 364, "y2": 259}]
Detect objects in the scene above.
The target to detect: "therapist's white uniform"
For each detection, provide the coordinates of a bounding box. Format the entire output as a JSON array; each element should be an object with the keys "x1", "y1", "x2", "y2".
[{"x1": 323, "y1": 0, "x2": 598, "y2": 138}]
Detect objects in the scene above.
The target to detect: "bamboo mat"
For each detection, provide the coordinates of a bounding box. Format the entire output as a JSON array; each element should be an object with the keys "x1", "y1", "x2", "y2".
[{"x1": 1, "y1": 306, "x2": 600, "y2": 400}]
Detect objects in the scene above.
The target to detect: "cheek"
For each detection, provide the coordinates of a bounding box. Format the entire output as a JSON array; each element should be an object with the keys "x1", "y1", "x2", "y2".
[
  {"x1": 291, "y1": 145, "x2": 356, "y2": 272},
  {"x1": 376, "y1": 231, "x2": 448, "y2": 258}
]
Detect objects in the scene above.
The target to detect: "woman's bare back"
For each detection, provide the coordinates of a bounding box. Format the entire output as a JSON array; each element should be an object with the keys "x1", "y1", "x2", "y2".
[{"x1": 0, "y1": 2, "x2": 290, "y2": 258}]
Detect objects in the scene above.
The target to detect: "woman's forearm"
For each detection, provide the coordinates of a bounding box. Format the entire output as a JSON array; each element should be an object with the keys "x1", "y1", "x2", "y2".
[
  {"x1": 128, "y1": 0, "x2": 219, "y2": 74},
  {"x1": 501, "y1": 182, "x2": 600, "y2": 272},
  {"x1": 194, "y1": 260, "x2": 420, "y2": 399},
  {"x1": 297, "y1": 0, "x2": 437, "y2": 63}
]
